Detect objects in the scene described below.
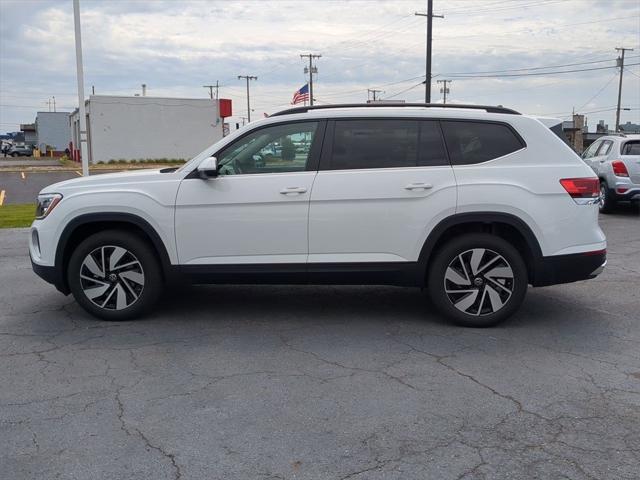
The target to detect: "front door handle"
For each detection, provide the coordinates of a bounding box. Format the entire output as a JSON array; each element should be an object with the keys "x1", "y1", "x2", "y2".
[
  {"x1": 280, "y1": 187, "x2": 307, "y2": 195},
  {"x1": 404, "y1": 182, "x2": 433, "y2": 191}
]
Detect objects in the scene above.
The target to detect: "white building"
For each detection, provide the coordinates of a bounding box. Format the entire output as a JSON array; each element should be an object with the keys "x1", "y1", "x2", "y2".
[
  {"x1": 70, "y1": 95, "x2": 230, "y2": 163},
  {"x1": 36, "y1": 111, "x2": 71, "y2": 151}
]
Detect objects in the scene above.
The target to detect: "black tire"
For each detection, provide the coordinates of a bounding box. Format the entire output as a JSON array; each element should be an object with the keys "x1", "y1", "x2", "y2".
[
  {"x1": 598, "y1": 180, "x2": 616, "y2": 214},
  {"x1": 427, "y1": 233, "x2": 528, "y2": 327},
  {"x1": 67, "y1": 230, "x2": 163, "y2": 320},
  {"x1": 11, "y1": 152, "x2": 18, "y2": 157}
]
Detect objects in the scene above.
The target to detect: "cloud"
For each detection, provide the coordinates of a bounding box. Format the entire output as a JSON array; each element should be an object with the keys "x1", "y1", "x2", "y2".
[{"x1": 1, "y1": 0, "x2": 639, "y2": 132}]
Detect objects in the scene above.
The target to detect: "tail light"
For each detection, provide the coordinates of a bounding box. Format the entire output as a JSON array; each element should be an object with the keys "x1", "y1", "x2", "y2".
[
  {"x1": 559, "y1": 178, "x2": 599, "y2": 205},
  {"x1": 611, "y1": 160, "x2": 629, "y2": 177}
]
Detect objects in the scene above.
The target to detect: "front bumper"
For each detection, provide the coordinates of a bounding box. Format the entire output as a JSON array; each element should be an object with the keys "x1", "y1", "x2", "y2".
[
  {"x1": 532, "y1": 250, "x2": 606, "y2": 287},
  {"x1": 31, "y1": 256, "x2": 70, "y2": 295}
]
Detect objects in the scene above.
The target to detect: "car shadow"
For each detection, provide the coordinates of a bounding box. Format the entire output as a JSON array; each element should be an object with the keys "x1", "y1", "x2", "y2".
[{"x1": 603, "y1": 203, "x2": 640, "y2": 217}]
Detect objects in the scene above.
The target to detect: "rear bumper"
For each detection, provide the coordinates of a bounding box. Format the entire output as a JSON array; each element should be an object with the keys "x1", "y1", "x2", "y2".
[
  {"x1": 532, "y1": 250, "x2": 606, "y2": 287},
  {"x1": 612, "y1": 186, "x2": 640, "y2": 202}
]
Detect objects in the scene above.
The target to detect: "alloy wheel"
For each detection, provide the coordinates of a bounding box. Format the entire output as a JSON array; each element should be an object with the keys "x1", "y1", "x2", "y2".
[
  {"x1": 444, "y1": 248, "x2": 514, "y2": 316},
  {"x1": 599, "y1": 184, "x2": 606, "y2": 210},
  {"x1": 79, "y1": 245, "x2": 145, "y2": 310}
]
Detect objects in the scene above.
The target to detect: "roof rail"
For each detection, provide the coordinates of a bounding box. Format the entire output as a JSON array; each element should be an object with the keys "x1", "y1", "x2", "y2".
[{"x1": 270, "y1": 103, "x2": 521, "y2": 117}]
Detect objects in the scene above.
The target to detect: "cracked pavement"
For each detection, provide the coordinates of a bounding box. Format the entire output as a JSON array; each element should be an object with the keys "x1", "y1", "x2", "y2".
[{"x1": 1, "y1": 208, "x2": 639, "y2": 479}]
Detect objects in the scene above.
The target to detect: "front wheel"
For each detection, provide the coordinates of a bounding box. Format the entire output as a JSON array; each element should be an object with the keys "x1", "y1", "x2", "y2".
[
  {"x1": 427, "y1": 233, "x2": 528, "y2": 327},
  {"x1": 67, "y1": 230, "x2": 163, "y2": 320}
]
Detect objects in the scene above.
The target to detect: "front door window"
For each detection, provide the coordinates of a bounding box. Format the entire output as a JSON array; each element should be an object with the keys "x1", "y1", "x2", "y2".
[{"x1": 217, "y1": 122, "x2": 318, "y2": 175}]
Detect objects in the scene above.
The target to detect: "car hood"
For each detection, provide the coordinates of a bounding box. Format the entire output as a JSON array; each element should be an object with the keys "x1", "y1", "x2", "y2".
[{"x1": 40, "y1": 168, "x2": 172, "y2": 195}]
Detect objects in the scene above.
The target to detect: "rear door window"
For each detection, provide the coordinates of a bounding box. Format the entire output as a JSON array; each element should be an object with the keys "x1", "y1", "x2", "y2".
[
  {"x1": 441, "y1": 121, "x2": 524, "y2": 165},
  {"x1": 621, "y1": 141, "x2": 640, "y2": 155},
  {"x1": 329, "y1": 119, "x2": 419, "y2": 170},
  {"x1": 418, "y1": 121, "x2": 449, "y2": 166}
]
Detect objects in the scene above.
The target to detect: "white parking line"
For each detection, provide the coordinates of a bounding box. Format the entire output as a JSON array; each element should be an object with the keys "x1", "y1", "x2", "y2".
[
  {"x1": 21, "y1": 171, "x2": 25, "y2": 180},
  {"x1": 0, "y1": 190, "x2": 5, "y2": 206},
  {"x1": 75, "y1": 171, "x2": 82, "y2": 176}
]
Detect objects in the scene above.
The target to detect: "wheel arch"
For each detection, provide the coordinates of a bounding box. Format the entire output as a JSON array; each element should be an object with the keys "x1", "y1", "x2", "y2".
[
  {"x1": 55, "y1": 212, "x2": 173, "y2": 294},
  {"x1": 418, "y1": 212, "x2": 543, "y2": 285}
]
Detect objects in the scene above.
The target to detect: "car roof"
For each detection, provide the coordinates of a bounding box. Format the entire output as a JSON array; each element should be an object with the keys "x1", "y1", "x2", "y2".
[
  {"x1": 601, "y1": 133, "x2": 640, "y2": 139},
  {"x1": 265, "y1": 105, "x2": 533, "y2": 125}
]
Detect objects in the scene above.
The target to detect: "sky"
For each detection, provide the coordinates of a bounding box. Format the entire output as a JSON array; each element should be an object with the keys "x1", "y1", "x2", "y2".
[{"x1": 1, "y1": 0, "x2": 639, "y2": 134}]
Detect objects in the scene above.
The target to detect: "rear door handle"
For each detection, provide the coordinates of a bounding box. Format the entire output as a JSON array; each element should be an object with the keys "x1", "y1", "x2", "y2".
[
  {"x1": 404, "y1": 182, "x2": 433, "y2": 190},
  {"x1": 280, "y1": 187, "x2": 307, "y2": 195}
]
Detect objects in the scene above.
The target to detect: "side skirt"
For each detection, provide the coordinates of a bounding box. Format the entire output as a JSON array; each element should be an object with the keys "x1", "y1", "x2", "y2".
[{"x1": 174, "y1": 262, "x2": 422, "y2": 287}]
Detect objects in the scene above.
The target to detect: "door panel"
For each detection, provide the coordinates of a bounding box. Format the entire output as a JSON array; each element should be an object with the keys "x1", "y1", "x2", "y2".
[
  {"x1": 175, "y1": 172, "x2": 316, "y2": 264},
  {"x1": 308, "y1": 119, "x2": 456, "y2": 264},
  {"x1": 175, "y1": 121, "x2": 323, "y2": 265},
  {"x1": 308, "y1": 167, "x2": 456, "y2": 263}
]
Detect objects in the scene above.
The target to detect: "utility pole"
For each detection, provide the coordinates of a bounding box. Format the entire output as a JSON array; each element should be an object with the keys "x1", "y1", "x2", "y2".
[
  {"x1": 237, "y1": 75, "x2": 257, "y2": 122},
  {"x1": 415, "y1": 0, "x2": 444, "y2": 103},
  {"x1": 367, "y1": 88, "x2": 383, "y2": 102},
  {"x1": 53, "y1": 96, "x2": 56, "y2": 112},
  {"x1": 436, "y1": 79, "x2": 451, "y2": 104},
  {"x1": 203, "y1": 81, "x2": 220, "y2": 100},
  {"x1": 300, "y1": 53, "x2": 321, "y2": 105},
  {"x1": 73, "y1": 0, "x2": 89, "y2": 176},
  {"x1": 615, "y1": 47, "x2": 633, "y2": 132}
]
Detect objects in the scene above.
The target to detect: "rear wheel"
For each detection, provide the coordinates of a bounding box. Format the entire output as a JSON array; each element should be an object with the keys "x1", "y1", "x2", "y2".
[
  {"x1": 427, "y1": 233, "x2": 528, "y2": 327},
  {"x1": 598, "y1": 180, "x2": 616, "y2": 214},
  {"x1": 67, "y1": 230, "x2": 163, "y2": 320}
]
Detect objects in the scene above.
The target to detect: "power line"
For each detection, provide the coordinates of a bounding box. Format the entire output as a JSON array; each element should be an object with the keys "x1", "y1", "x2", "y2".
[
  {"x1": 383, "y1": 81, "x2": 425, "y2": 100},
  {"x1": 575, "y1": 72, "x2": 619, "y2": 113},
  {"x1": 440, "y1": 55, "x2": 639, "y2": 76},
  {"x1": 447, "y1": 62, "x2": 640, "y2": 78}
]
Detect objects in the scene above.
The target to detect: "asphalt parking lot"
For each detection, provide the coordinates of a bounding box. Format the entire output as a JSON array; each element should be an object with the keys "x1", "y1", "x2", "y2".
[
  {"x1": 1, "y1": 209, "x2": 639, "y2": 479},
  {"x1": 0, "y1": 169, "x2": 120, "y2": 205}
]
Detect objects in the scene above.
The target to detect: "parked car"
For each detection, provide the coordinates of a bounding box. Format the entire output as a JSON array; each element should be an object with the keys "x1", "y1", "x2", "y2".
[
  {"x1": 580, "y1": 134, "x2": 640, "y2": 213},
  {"x1": 8, "y1": 144, "x2": 33, "y2": 157},
  {"x1": 29, "y1": 103, "x2": 606, "y2": 327}
]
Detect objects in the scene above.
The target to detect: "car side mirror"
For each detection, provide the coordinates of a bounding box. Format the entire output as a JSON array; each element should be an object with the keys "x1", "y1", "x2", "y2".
[{"x1": 197, "y1": 156, "x2": 218, "y2": 179}]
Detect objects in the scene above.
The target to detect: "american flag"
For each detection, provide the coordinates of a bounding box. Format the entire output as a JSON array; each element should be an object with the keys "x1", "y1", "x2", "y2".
[{"x1": 291, "y1": 83, "x2": 309, "y2": 105}]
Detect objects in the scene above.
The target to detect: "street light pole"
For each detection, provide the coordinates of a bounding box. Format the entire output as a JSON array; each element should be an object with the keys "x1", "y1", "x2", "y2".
[{"x1": 73, "y1": 0, "x2": 89, "y2": 176}]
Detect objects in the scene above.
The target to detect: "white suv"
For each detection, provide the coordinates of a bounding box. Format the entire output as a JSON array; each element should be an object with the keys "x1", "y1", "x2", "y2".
[{"x1": 30, "y1": 104, "x2": 606, "y2": 327}]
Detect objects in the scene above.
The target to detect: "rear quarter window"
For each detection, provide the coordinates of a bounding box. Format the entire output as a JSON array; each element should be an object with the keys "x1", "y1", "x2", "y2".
[
  {"x1": 441, "y1": 121, "x2": 525, "y2": 165},
  {"x1": 621, "y1": 140, "x2": 640, "y2": 155}
]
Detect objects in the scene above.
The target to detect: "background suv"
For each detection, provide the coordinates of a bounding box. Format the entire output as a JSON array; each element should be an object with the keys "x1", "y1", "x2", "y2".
[
  {"x1": 8, "y1": 144, "x2": 33, "y2": 157},
  {"x1": 580, "y1": 134, "x2": 640, "y2": 212},
  {"x1": 30, "y1": 104, "x2": 606, "y2": 327}
]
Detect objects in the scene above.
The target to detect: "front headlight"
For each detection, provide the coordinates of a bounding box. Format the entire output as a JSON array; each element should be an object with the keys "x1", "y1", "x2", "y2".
[{"x1": 35, "y1": 193, "x2": 63, "y2": 219}]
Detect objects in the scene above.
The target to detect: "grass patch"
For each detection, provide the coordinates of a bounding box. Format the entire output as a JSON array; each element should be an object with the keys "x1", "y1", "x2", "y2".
[{"x1": 0, "y1": 203, "x2": 35, "y2": 228}]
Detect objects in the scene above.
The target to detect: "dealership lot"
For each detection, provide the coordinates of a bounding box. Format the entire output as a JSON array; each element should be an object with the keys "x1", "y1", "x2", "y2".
[
  {"x1": 0, "y1": 170, "x2": 121, "y2": 205},
  {"x1": 1, "y1": 209, "x2": 639, "y2": 479}
]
